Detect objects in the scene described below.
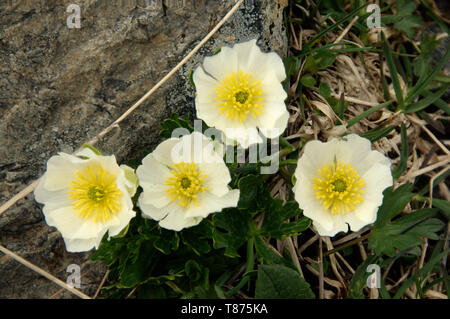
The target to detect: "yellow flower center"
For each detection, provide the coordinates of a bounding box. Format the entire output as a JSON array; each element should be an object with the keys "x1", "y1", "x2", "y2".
[
  {"x1": 165, "y1": 162, "x2": 209, "y2": 208},
  {"x1": 215, "y1": 70, "x2": 264, "y2": 121},
  {"x1": 313, "y1": 161, "x2": 364, "y2": 215},
  {"x1": 68, "y1": 164, "x2": 123, "y2": 223}
]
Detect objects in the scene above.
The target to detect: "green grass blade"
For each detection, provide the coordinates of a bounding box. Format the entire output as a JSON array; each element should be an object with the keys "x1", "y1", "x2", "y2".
[
  {"x1": 404, "y1": 84, "x2": 450, "y2": 113},
  {"x1": 421, "y1": 93, "x2": 450, "y2": 115},
  {"x1": 303, "y1": 3, "x2": 367, "y2": 51},
  {"x1": 382, "y1": 32, "x2": 404, "y2": 109},
  {"x1": 360, "y1": 125, "x2": 395, "y2": 142},
  {"x1": 392, "y1": 123, "x2": 408, "y2": 180},
  {"x1": 400, "y1": 45, "x2": 413, "y2": 86},
  {"x1": 346, "y1": 100, "x2": 392, "y2": 128}
]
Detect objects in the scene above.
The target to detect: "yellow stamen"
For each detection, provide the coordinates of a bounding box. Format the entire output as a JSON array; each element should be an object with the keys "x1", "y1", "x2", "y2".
[
  {"x1": 165, "y1": 162, "x2": 208, "y2": 209},
  {"x1": 313, "y1": 160, "x2": 364, "y2": 215},
  {"x1": 68, "y1": 164, "x2": 122, "y2": 223},
  {"x1": 215, "y1": 70, "x2": 264, "y2": 121}
]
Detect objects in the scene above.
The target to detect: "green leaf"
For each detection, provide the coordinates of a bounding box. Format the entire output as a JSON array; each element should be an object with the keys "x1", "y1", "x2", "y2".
[
  {"x1": 407, "y1": 47, "x2": 450, "y2": 104},
  {"x1": 375, "y1": 184, "x2": 414, "y2": 228},
  {"x1": 394, "y1": 15, "x2": 423, "y2": 38},
  {"x1": 212, "y1": 209, "x2": 253, "y2": 258},
  {"x1": 370, "y1": 208, "x2": 442, "y2": 256},
  {"x1": 381, "y1": 15, "x2": 402, "y2": 25},
  {"x1": 386, "y1": 0, "x2": 423, "y2": 38},
  {"x1": 390, "y1": 208, "x2": 436, "y2": 227},
  {"x1": 159, "y1": 113, "x2": 193, "y2": 138},
  {"x1": 303, "y1": 55, "x2": 318, "y2": 74},
  {"x1": 237, "y1": 174, "x2": 264, "y2": 210},
  {"x1": 254, "y1": 236, "x2": 297, "y2": 271},
  {"x1": 284, "y1": 56, "x2": 301, "y2": 77},
  {"x1": 412, "y1": 34, "x2": 439, "y2": 77},
  {"x1": 314, "y1": 51, "x2": 336, "y2": 69},
  {"x1": 91, "y1": 234, "x2": 125, "y2": 266},
  {"x1": 185, "y1": 260, "x2": 203, "y2": 282},
  {"x1": 300, "y1": 74, "x2": 317, "y2": 87},
  {"x1": 390, "y1": 234, "x2": 424, "y2": 252},
  {"x1": 347, "y1": 254, "x2": 379, "y2": 299},
  {"x1": 406, "y1": 218, "x2": 445, "y2": 240},
  {"x1": 431, "y1": 198, "x2": 450, "y2": 217},
  {"x1": 397, "y1": 0, "x2": 417, "y2": 16},
  {"x1": 260, "y1": 198, "x2": 311, "y2": 239},
  {"x1": 319, "y1": 82, "x2": 331, "y2": 100},
  {"x1": 153, "y1": 228, "x2": 180, "y2": 255},
  {"x1": 180, "y1": 221, "x2": 213, "y2": 255},
  {"x1": 142, "y1": 273, "x2": 184, "y2": 286},
  {"x1": 188, "y1": 69, "x2": 196, "y2": 90},
  {"x1": 255, "y1": 265, "x2": 315, "y2": 299},
  {"x1": 119, "y1": 241, "x2": 154, "y2": 288}
]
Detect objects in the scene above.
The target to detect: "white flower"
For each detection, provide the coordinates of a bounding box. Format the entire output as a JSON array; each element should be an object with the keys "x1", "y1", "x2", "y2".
[
  {"x1": 293, "y1": 134, "x2": 393, "y2": 237},
  {"x1": 34, "y1": 148, "x2": 138, "y2": 252},
  {"x1": 193, "y1": 39, "x2": 289, "y2": 148},
  {"x1": 136, "y1": 132, "x2": 240, "y2": 231}
]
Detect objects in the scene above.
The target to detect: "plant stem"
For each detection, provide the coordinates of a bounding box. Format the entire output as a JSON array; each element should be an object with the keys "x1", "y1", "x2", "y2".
[
  {"x1": 225, "y1": 237, "x2": 255, "y2": 297},
  {"x1": 279, "y1": 136, "x2": 295, "y2": 150},
  {"x1": 279, "y1": 159, "x2": 298, "y2": 166}
]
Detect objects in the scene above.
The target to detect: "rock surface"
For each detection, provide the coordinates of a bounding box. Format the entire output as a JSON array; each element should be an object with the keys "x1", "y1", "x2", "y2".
[{"x1": 0, "y1": 0, "x2": 287, "y2": 298}]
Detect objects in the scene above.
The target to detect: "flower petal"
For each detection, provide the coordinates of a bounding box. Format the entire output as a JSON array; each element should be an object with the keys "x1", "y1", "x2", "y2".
[
  {"x1": 199, "y1": 163, "x2": 232, "y2": 197},
  {"x1": 137, "y1": 154, "x2": 172, "y2": 183},
  {"x1": 257, "y1": 102, "x2": 289, "y2": 138},
  {"x1": 293, "y1": 172, "x2": 334, "y2": 231},
  {"x1": 159, "y1": 202, "x2": 203, "y2": 231},
  {"x1": 107, "y1": 208, "x2": 135, "y2": 237},
  {"x1": 314, "y1": 214, "x2": 349, "y2": 237},
  {"x1": 202, "y1": 45, "x2": 238, "y2": 80},
  {"x1": 193, "y1": 66, "x2": 219, "y2": 104},
  {"x1": 138, "y1": 196, "x2": 170, "y2": 221},
  {"x1": 139, "y1": 184, "x2": 171, "y2": 208},
  {"x1": 184, "y1": 189, "x2": 240, "y2": 218},
  {"x1": 40, "y1": 153, "x2": 79, "y2": 191},
  {"x1": 344, "y1": 200, "x2": 379, "y2": 232},
  {"x1": 233, "y1": 39, "x2": 286, "y2": 82},
  {"x1": 120, "y1": 164, "x2": 138, "y2": 197},
  {"x1": 260, "y1": 79, "x2": 288, "y2": 103},
  {"x1": 360, "y1": 162, "x2": 393, "y2": 206}
]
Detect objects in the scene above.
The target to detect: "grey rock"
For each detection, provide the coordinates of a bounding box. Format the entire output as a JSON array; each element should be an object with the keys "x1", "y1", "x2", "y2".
[{"x1": 0, "y1": 0, "x2": 287, "y2": 298}]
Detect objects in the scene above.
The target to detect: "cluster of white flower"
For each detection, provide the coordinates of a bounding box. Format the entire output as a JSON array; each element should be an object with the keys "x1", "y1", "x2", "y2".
[{"x1": 34, "y1": 40, "x2": 393, "y2": 252}]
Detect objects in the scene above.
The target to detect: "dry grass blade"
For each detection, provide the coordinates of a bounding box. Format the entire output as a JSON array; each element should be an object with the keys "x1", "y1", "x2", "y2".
[
  {"x1": 0, "y1": 245, "x2": 91, "y2": 299},
  {"x1": 94, "y1": 270, "x2": 110, "y2": 299}
]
